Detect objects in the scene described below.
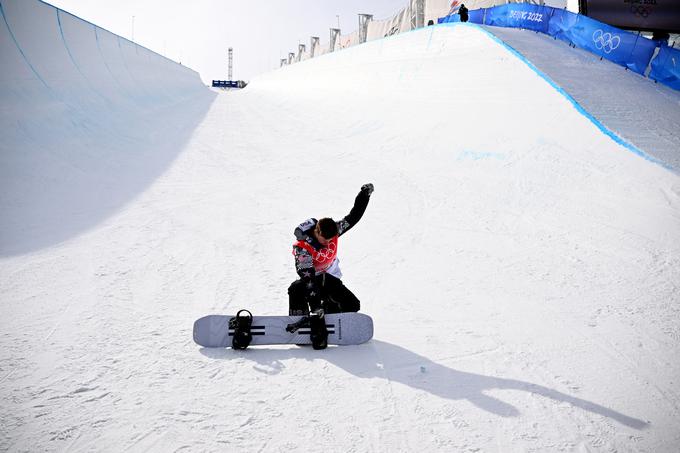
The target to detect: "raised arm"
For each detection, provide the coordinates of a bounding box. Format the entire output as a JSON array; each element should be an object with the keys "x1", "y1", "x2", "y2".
[{"x1": 337, "y1": 183, "x2": 374, "y2": 236}]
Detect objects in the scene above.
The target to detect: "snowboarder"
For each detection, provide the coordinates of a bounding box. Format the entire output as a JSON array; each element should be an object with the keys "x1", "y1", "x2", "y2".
[{"x1": 288, "y1": 184, "x2": 374, "y2": 324}]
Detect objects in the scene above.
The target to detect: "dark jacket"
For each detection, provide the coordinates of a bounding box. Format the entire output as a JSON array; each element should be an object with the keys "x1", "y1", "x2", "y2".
[
  {"x1": 459, "y1": 5, "x2": 469, "y2": 22},
  {"x1": 292, "y1": 189, "x2": 370, "y2": 280}
]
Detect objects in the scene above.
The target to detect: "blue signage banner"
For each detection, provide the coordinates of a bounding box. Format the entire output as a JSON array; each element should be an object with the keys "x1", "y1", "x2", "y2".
[
  {"x1": 484, "y1": 4, "x2": 551, "y2": 34},
  {"x1": 468, "y1": 9, "x2": 485, "y2": 25},
  {"x1": 567, "y1": 14, "x2": 656, "y2": 75},
  {"x1": 438, "y1": 14, "x2": 460, "y2": 24}
]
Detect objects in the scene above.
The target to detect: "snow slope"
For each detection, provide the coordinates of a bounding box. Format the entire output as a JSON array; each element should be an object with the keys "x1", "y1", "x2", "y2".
[{"x1": 2, "y1": 13, "x2": 680, "y2": 453}]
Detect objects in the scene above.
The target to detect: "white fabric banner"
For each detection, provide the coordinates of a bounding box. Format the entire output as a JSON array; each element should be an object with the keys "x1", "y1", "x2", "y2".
[
  {"x1": 366, "y1": 8, "x2": 406, "y2": 41},
  {"x1": 338, "y1": 30, "x2": 361, "y2": 50},
  {"x1": 426, "y1": 0, "x2": 457, "y2": 24}
]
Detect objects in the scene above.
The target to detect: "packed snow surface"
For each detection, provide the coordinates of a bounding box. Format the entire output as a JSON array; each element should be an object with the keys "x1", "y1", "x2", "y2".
[{"x1": 2, "y1": 17, "x2": 680, "y2": 453}]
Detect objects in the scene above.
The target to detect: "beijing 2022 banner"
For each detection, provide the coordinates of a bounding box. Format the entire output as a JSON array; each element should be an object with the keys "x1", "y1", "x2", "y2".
[{"x1": 582, "y1": 0, "x2": 680, "y2": 33}]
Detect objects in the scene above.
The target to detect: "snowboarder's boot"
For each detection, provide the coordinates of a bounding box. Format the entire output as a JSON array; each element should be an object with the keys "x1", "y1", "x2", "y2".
[
  {"x1": 285, "y1": 316, "x2": 313, "y2": 347},
  {"x1": 309, "y1": 309, "x2": 328, "y2": 350},
  {"x1": 285, "y1": 316, "x2": 310, "y2": 333},
  {"x1": 229, "y1": 309, "x2": 253, "y2": 350}
]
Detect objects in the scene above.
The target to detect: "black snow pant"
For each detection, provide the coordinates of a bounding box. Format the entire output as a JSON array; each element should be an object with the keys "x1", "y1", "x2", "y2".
[{"x1": 288, "y1": 273, "x2": 360, "y2": 316}]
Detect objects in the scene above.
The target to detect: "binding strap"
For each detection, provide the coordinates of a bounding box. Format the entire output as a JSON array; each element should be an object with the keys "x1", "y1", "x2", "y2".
[{"x1": 229, "y1": 309, "x2": 253, "y2": 350}]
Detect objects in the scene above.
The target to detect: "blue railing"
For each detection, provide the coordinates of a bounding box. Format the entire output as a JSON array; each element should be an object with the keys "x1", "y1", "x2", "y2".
[{"x1": 439, "y1": 4, "x2": 679, "y2": 91}]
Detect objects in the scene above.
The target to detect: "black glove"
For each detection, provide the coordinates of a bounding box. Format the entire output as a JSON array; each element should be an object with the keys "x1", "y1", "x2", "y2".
[{"x1": 361, "y1": 183, "x2": 374, "y2": 196}]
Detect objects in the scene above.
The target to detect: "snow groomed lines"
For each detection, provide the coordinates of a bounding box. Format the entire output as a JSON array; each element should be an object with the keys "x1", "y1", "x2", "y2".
[
  {"x1": 94, "y1": 26, "x2": 125, "y2": 95},
  {"x1": 56, "y1": 9, "x2": 108, "y2": 104},
  {"x1": 463, "y1": 22, "x2": 673, "y2": 172},
  {"x1": 116, "y1": 35, "x2": 152, "y2": 103},
  {"x1": 56, "y1": 9, "x2": 83, "y2": 80},
  {"x1": 0, "y1": 1, "x2": 49, "y2": 89}
]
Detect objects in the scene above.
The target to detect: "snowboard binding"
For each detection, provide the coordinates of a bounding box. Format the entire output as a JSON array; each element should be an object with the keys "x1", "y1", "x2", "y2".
[
  {"x1": 229, "y1": 309, "x2": 253, "y2": 350},
  {"x1": 285, "y1": 316, "x2": 310, "y2": 333},
  {"x1": 284, "y1": 310, "x2": 328, "y2": 349}
]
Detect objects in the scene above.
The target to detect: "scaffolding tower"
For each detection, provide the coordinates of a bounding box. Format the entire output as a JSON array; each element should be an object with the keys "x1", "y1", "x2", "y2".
[
  {"x1": 358, "y1": 14, "x2": 373, "y2": 43},
  {"x1": 329, "y1": 28, "x2": 341, "y2": 52},
  {"x1": 310, "y1": 36, "x2": 320, "y2": 58}
]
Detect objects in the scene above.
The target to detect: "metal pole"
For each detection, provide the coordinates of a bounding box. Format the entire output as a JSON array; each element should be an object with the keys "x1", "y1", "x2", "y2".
[{"x1": 228, "y1": 47, "x2": 233, "y2": 81}]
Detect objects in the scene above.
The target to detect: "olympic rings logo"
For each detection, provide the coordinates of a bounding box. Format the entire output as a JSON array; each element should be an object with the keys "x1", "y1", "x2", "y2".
[
  {"x1": 315, "y1": 242, "x2": 336, "y2": 261},
  {"x1": 592, "y1": 29, "x2": 621, "y2": 54},
  {"x1": 630, "y1": 5, "x2": 650, "y2": 18}
]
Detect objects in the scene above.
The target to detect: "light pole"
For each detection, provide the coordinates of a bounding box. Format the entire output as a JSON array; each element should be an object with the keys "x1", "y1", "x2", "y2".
[
  {"x1": 131, "y1": 16, "x2": 135, "y2": 42},
  {"x1": 228, "y1": 47, "x2": 233, "y2": 81}
]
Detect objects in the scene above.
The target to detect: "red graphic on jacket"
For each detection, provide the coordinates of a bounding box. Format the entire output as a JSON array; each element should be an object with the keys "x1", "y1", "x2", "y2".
[{"x1": 294, "y1": 237, "x2": 338, "y2": 273}]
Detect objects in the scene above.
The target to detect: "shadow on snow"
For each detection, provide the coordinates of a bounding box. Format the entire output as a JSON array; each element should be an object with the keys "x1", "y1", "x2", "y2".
[{"x1": 200, "y1": 339, "x2": 648, "y2": 430}]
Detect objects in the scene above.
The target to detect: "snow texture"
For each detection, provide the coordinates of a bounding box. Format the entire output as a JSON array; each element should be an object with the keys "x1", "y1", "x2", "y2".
[{"x1": 2, "y1": 8, "x2": 680, "y2": 453}]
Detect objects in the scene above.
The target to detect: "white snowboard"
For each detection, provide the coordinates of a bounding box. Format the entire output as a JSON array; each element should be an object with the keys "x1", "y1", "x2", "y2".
[{"x1": 193, "y1": 312, "x2": 374, "y2": 348}]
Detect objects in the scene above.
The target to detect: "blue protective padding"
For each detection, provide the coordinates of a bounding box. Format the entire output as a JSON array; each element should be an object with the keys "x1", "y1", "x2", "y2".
[
  {"x1": 468, "y1": 9, "x2": 485, "y2": 24},
  {"x1": 439, "y1": 3, "x2": 671, "y2": 83},
  {"x1": 649, "y1": 45, "x2": 680, "y2": 90},
  {"x1": 547, "y1": 8, "x2": 581, "y2": 45},
  {"x1": 567, "y1": 14, "x2": 655, "y2": 75},
  {"x1": 438, "y1": 14, "x2": 460, "y2": 24}
]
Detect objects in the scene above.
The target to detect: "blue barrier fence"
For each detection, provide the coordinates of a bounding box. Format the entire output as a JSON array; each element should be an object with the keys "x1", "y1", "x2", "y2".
[
  {"x1": 650, "y1": 45, "x2": 680, "y2": 90},
  {"x1": 439, "y1": 4, "x2": 679, "y2": 91}
]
